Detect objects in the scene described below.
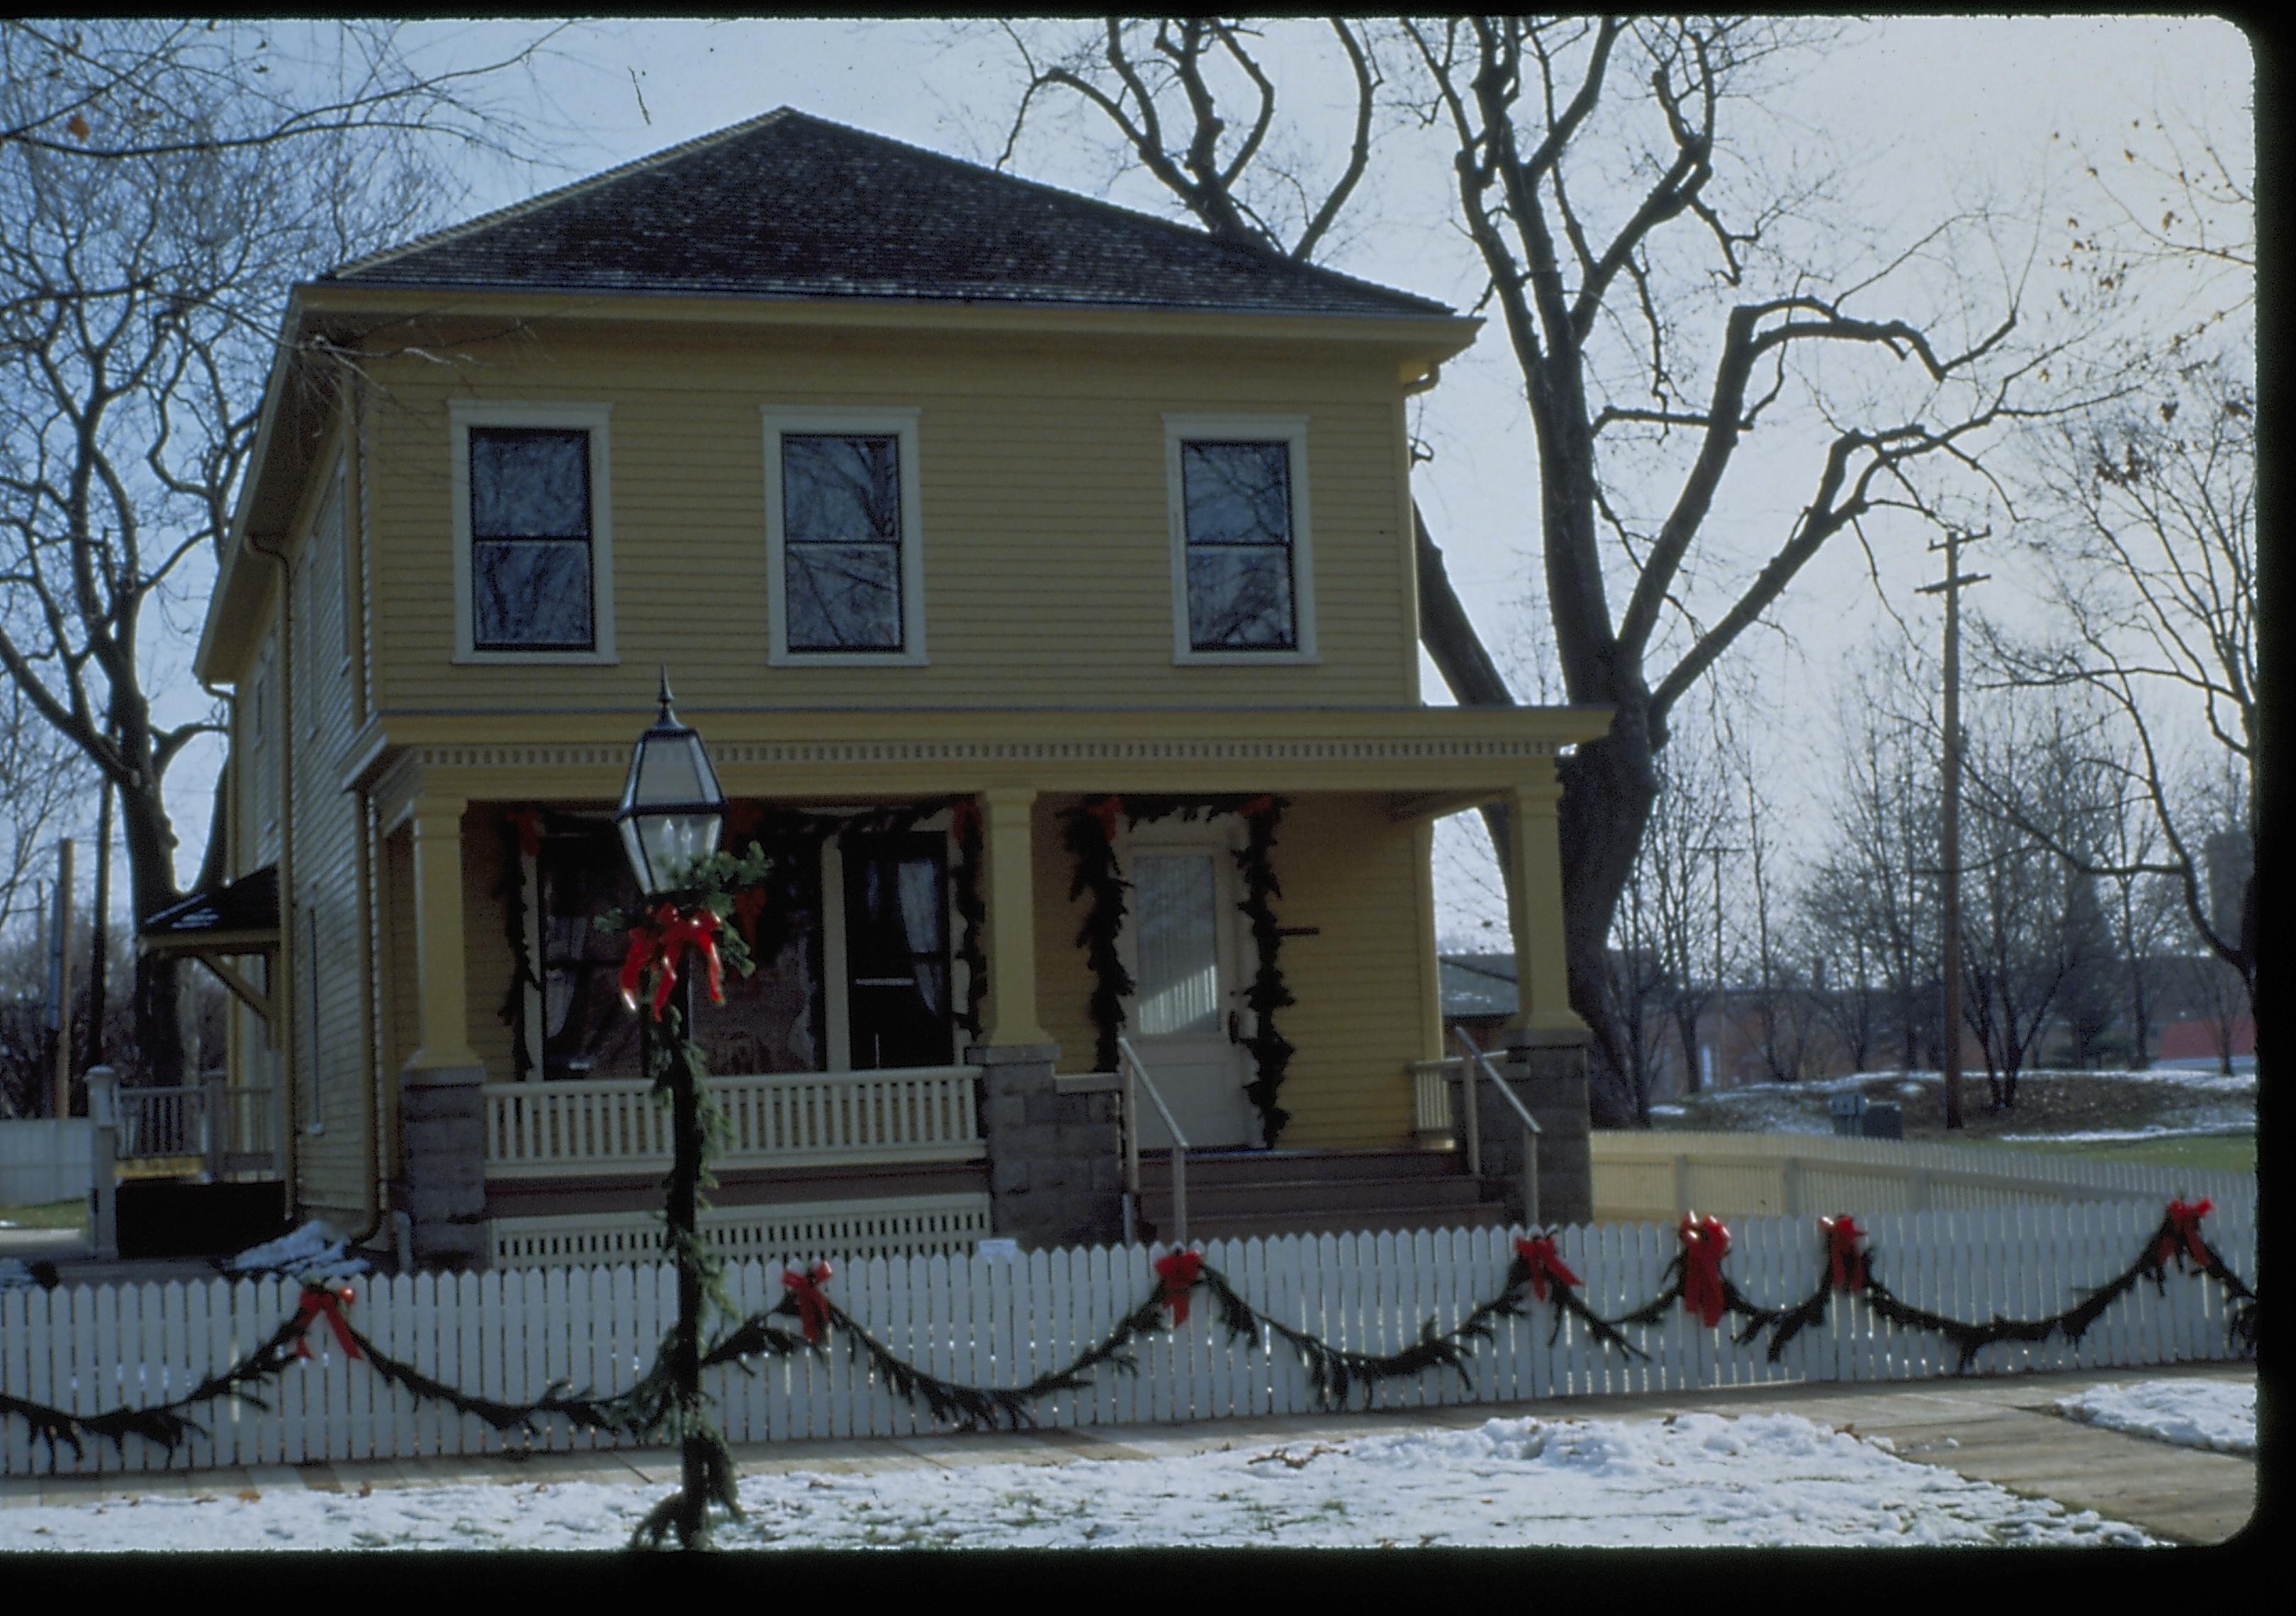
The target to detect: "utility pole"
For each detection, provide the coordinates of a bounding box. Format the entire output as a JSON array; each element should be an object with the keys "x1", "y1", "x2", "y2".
[
  {"x1": 47, "y1": 838, "x2": 73, "y2": 1119},
  {"x1": 1918, "y1": 526, "x2": 1989, "y2": 1131},
  {"x1": 86, "y1": 775, "x2": 113, "y2": 1071},
  {"x1": 1689, "y1": 843, "x2": 1743, "y2": 1091}
]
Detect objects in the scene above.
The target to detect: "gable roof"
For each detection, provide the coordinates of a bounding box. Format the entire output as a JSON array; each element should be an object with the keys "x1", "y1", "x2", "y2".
[{"x1": 324, "y1": 108, "x2": 1451, "y2": 320}]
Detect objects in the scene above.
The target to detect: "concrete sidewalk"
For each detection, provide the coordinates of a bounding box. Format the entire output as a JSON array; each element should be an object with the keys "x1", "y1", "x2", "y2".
[{"x1": 0, "y1": 1362, "x2": 2255, "y2": 1546}]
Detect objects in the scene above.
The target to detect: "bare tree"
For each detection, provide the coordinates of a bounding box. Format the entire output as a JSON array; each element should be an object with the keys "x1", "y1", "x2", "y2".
[
  {"x1": 994, "y1": 19, "x2": 2073, "y2": 1122},
  {"x1": 0, "y1": 681, "x2": 84, "y2": 940},
  {"x1": 0, "y1": 19, "x2": 560, "y2": 166},
  {"x1": 0, "y1": 22, "x2": 555, "y2": 1080}
]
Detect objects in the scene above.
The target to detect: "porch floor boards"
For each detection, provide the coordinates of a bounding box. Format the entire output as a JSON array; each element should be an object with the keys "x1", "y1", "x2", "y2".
[{"x1": 1132, "y1": 1148, "x2": 1509, "y2": 1243}]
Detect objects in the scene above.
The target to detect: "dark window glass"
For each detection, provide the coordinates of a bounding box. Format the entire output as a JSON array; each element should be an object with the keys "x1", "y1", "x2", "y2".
[
  {"x1": 1181, "y1": 441, "x2": 1295, "y2": 649},
  {"x1": 840, "y1": 832, "x2": 951, "y2": 1070},
  {"x1": 470, "y1": 427, "x2": 594, "y2": 651},
  {"x1": 782, "y1": 434, "x2": 903, "y2": 651}
]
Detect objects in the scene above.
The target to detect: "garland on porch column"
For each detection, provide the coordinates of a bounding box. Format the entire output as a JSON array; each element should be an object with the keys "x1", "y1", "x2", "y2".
[
  {"x1": 1062, "y1": 793, "x2": 1295, "y2": 1145},
  {"x1": 495, "y1": 809, "x2": 546, "y2": 1083}
]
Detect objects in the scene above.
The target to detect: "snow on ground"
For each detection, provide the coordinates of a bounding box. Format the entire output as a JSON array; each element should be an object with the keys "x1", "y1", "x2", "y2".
[
  {"x1": 0, "y1": 1412, "x2": 2156, "y2": 1549},
  {"x1": 1995, "y1": 1126, "x2": 2253, "y2": 1144},
  {"x1": 2055, "y1": 1381, "x2": 2255, "y2": 1457},
  {"x1": 222, "y1": 1221, "x2": 371, "y2": 1282}
]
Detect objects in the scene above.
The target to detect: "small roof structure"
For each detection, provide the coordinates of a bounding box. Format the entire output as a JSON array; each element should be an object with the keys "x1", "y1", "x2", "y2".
[
  {"x1": 138, "y1": 867, "x2": 280, "y2": 1024},
  {"x1": 324, "y1": 108, "x2": 1452, "y2": 320}
]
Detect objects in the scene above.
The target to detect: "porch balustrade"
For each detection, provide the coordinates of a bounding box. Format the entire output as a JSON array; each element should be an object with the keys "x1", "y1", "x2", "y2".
[
  {"x1": 113, "y1": 1079, "x2": 279, "y2": 1178},
  {"x1": 481, "y1": 1066, "x2": 986, "y2": 1177}
]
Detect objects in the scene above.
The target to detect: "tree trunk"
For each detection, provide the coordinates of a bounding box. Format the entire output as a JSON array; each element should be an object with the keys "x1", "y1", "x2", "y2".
[
  {"x1": 1413, "y1": 504, "x2": 1521, "y2": 910},
  {"x1": 1555, "y1": 720, "x2": 1660, "y2": 1128},
  {"x1": 118, "y1": 781, "x2": 187, "y2": 1084}
]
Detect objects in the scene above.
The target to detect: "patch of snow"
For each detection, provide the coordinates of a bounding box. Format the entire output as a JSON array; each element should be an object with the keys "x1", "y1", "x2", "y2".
[
  {"x1": 0, "y1": 1411, "x2": 2156, "y2": 1550},
  {"x1": 222, "y1": 1221, "x2": 371, "y2": 1282},
  {"x1": 1997, "y1": 1126, "x2": 2254, "y2": 1145},
  {"x1": 2054, "y1": 1381, "x2": 2254, "y2": 1456},
  {"x1": 1648, "y1": 1104, "x2": 1685, "y2": 1118}
]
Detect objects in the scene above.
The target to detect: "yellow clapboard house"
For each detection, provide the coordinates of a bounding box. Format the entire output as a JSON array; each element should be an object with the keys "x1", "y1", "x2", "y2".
[{"x1": 156, "y1": 110, "x2": 1610, "y2": 1269}]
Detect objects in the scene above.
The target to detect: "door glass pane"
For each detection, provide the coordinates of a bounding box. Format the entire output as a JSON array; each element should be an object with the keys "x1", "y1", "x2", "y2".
[
  {"x1": 843, "y1": 833, "x2": 952, "y2": 1070},
  {"x1": 1134, "y1": 854, "x2": 1220, "y2": 1036}
]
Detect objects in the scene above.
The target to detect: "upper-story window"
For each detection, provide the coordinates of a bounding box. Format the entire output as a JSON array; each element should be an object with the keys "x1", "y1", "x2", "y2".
[
  {"x1": 1164, "y1": 415, "x2": 1317, "y2": 663},
  {"x1": 763, "y1": 408, "x2": 926, "y2": 665},
  {"x1": 450, "y1": 402, "x2": 617, "y2": 663}
]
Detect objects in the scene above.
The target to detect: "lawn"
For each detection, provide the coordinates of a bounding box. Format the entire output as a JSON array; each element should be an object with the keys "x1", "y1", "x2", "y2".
[
  {"x1": 1968, "y1": 1132, "x2": 2257, "y2": 1176},
  {"x1": 0, "y1": 1198, "x2": 85, "y2": 1233}
]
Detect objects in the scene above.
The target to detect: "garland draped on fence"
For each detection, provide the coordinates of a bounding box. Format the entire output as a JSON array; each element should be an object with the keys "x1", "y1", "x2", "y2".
[
  {"x1": 1061, "y1": 793, "x2": 1293, "y2": 1144},
  {"x1": 4, "y1": 1201, "x2": 2256, "y2": 1468}
]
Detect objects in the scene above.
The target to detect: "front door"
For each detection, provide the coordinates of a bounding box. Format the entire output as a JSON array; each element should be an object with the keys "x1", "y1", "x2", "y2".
[{"x1": 1122, "y1": 831, "x2": 1255, "y2": 1149}]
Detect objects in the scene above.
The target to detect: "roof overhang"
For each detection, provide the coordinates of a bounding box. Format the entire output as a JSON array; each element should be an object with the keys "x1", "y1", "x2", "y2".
[{"x1": 138, "y1": 865, "x2": 281, "y2": 955}]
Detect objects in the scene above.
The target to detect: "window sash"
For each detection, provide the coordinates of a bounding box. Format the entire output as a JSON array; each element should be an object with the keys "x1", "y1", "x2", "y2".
[
  {"x1": 781, "y1": 433, "x2": 905, "y2": 652},
  {"x1": 468, "y1": 427, "x2": 595, "y2": 651},
  {"x1": 1181, "y1": 439, "x2": 1297, "y2": 651}
]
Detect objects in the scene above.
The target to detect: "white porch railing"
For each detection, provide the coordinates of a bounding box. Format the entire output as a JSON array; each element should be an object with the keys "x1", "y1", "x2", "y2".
[
  {"x1": 114, "y1": 1079, "x2": 278, "y2": 1177},
  {"x1": 482, "y1": 1067, "x2": 986, "y2": 1177}
]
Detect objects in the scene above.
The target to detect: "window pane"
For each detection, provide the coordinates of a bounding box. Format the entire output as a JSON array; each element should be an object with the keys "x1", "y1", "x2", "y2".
[
  {"x1": 786, "y1": 542, "x2": 901, "y2": 651},
  {"x1": 1134, "y1": 854, "x2": 1220, "y2": 1036},
  {"x1": 474, "y1": 539, "x2": 592, "y2": 649},
  {"x1": 471, "y1": 430, "x2": 590, "y2": 538},
  {"x1": 1187, "y1": 546, "x2": 1295, "y2": 649},
  {"x1": 784, "y1": 435, "x2": 901, "y2": 542},
  {"x1": 1182, "y1": 442, "x2": 1290, "y2": 546}
]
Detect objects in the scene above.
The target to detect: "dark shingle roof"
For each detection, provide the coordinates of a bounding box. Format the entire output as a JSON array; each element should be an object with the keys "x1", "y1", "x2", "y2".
[{"x1": 325, "y1": 108, "x2": 1451, "y2": 320}]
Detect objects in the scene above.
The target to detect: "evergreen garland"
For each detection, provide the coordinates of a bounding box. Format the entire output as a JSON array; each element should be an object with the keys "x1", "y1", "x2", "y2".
[{"x1": 495, "y1": 809, "x2": 546, "y2": 1084}]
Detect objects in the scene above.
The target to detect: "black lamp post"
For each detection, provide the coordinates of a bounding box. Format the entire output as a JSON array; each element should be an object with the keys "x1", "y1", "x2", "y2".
[{"x1": 617, "y1": 670, "x2": 728, "y2": 1548}]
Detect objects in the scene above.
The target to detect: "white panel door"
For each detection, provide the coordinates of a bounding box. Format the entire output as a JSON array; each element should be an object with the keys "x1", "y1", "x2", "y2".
[{"x1": 1122, "y1": 836, "x2": 1255, "y2": 1150}]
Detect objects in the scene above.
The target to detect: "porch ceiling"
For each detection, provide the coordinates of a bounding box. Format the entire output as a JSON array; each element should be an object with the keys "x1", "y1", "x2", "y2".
[{"x1": 347, "y1": 705, "x2": 1614, "y2": 826}]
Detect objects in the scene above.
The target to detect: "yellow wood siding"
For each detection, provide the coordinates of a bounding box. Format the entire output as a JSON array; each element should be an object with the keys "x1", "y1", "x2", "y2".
[
  {"x1": 356, "y1": 323, "x2": 1419, "y2": 713},
  {"x1": 461, "y1": 808, "x2": 519, "y2": 1081},
  {"x1": 380, "y1": 823, "x2": 418, "y2": 1176},
  {"x1": 287, "y1": 446, "x2": 370, "y2": 1223}
]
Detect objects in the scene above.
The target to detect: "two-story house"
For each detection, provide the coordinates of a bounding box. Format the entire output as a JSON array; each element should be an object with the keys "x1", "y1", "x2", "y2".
[{"x1": 154, "y1": 110, "x2": 1608, "y2": 1269}]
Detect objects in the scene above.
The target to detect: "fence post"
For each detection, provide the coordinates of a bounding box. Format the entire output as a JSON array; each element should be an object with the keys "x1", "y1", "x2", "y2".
[
  {"x1": 1782, "y1": 1156, "x2": 1802, "y2": 1218},
  {"x1": 204, "y1": 1071, "x2": 227, "y2": 1182},
  {"x1": 86, "y1": 1064, "x2": 118, "y2": 1260}
]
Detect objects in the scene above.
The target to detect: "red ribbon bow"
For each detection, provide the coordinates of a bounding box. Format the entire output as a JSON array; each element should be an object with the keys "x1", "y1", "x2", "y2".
[
  {"x1": 1238, "y1": 795, "x2": 1278, "y2": 822},
  {"x1": 950, "y1": 797, "x2": 983, "y2": 843},
  {"x1": 782, "y1": 1260, "x2": 835, "y2": 1345},
  {"x1": 1085, "y1": 796, "x2": 1124, "y2": 843},
  {"x1": 1678, "y1": 1212, "x2": 1732, "y2": 1328},
  {"x1": 1819, "y1": 1216, "x2": 1866, "y2": 1292},
  {"x1": 2156, "y1": 1199, "x2": 2214, "y2": 1270},
  {"x1": 619, "y1": 903, "x2": 726, "y2": 1020},
  {"x1": 1155, "y1": 1250, "x2": 1203, "y2": 1326},
  {"x1": 1513, "y1": 1234, "x2": 1581, "y2": 1303},
  {"x1": 505, "y1": 809, "x2": 544, "y2": 859},
  {"x1": 291, "y1": 1284, "x2": 362, "y2": 1362}
]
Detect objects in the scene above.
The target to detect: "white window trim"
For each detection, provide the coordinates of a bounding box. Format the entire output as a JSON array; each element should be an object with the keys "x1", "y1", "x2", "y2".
[
  {"x1": 1163, "y1": 413, "x2": 1318, "y2": 666},
  {"x1": 450, "y1": 400, "x2": 618, "y2": 666},
  {"x1": 762, "y1": 406, "x2": 927, "y2": 667}
]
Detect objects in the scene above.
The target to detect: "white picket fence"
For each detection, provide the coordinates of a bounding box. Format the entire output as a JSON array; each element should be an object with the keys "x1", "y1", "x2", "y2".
[{"x1": 0, "y1": 1196, "x2": 2254, "y2": 1478}]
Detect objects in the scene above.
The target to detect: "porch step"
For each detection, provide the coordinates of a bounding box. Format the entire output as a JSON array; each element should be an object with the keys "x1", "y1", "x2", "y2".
[{"x1": 1130, "y1": 1148, "x2": 1511, "y2": 1244}]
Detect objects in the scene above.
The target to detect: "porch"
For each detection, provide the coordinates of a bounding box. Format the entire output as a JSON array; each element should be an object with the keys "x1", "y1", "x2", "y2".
[{"x1": 349, "y1": 703, "x2": 1609, "y2": 1264}]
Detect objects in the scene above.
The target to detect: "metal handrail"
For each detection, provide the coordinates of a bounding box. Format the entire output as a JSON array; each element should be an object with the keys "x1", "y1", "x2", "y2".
[
  {"x1": 1118, "y1": 1035, "x2": 1188, "y2": 1249},
  {"x1": 1453, "y1": 1028, "x2": 1542, "y2": 1228}
]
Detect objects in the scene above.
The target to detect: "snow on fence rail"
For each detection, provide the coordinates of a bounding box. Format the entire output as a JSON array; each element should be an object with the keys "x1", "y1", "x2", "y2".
[
  {"x1": 1, "y1": 1196, "x2": 2253, "y2": 1478},
  {"x1": 1592, "y1": 1130, "x2": 2253, "y2": 1223}
]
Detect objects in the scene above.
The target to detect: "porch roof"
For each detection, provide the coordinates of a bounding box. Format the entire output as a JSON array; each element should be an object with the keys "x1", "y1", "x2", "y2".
[
  {"x1": 340, "y1": 704, "x2": 1616, "y2": 829},
  {"x1": 137, "y1": 865, "x2": 280, "y2": 955}
]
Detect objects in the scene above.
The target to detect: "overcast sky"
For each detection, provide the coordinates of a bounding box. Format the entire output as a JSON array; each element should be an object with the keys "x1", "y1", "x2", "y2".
[{"x1": 126, "y1": 16, "x2": 2253, "y2": 945}]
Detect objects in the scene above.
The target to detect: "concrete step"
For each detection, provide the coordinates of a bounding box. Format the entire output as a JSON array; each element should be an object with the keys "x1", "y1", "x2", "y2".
[
  {"x1": 1138, "y1": 1174, "x2": 1497, "y2": 1221},
  {"x1": 1137, "y1": 1203, "x2": 1514, "y2": 1244},
  {"x1": 1132, "y1": 1148, "x2": 1466, "y2": 1187}
]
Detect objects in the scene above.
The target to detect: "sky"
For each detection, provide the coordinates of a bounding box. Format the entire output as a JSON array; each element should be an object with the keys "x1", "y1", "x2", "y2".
[{"x1": 74, "y1": 15, "x2": 2257, "y2": 948}]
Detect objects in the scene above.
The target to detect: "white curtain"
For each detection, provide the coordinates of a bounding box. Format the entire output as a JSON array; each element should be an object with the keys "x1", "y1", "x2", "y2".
[{"x1": 895, "y1": 855, "x2": 948, "y2": 1019}]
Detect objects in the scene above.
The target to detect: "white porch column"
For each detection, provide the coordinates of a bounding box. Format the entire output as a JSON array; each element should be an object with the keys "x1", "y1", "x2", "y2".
[
  {"x1": 405, "y1": 797, "x2": 482, "y2": 1074},
  {"x1": 1502, "y1": 773, "x2": 1588, "y2": 1038},
  {"x1": 976, "y1": 786, "x2": 1052, "y2": 1049}
]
